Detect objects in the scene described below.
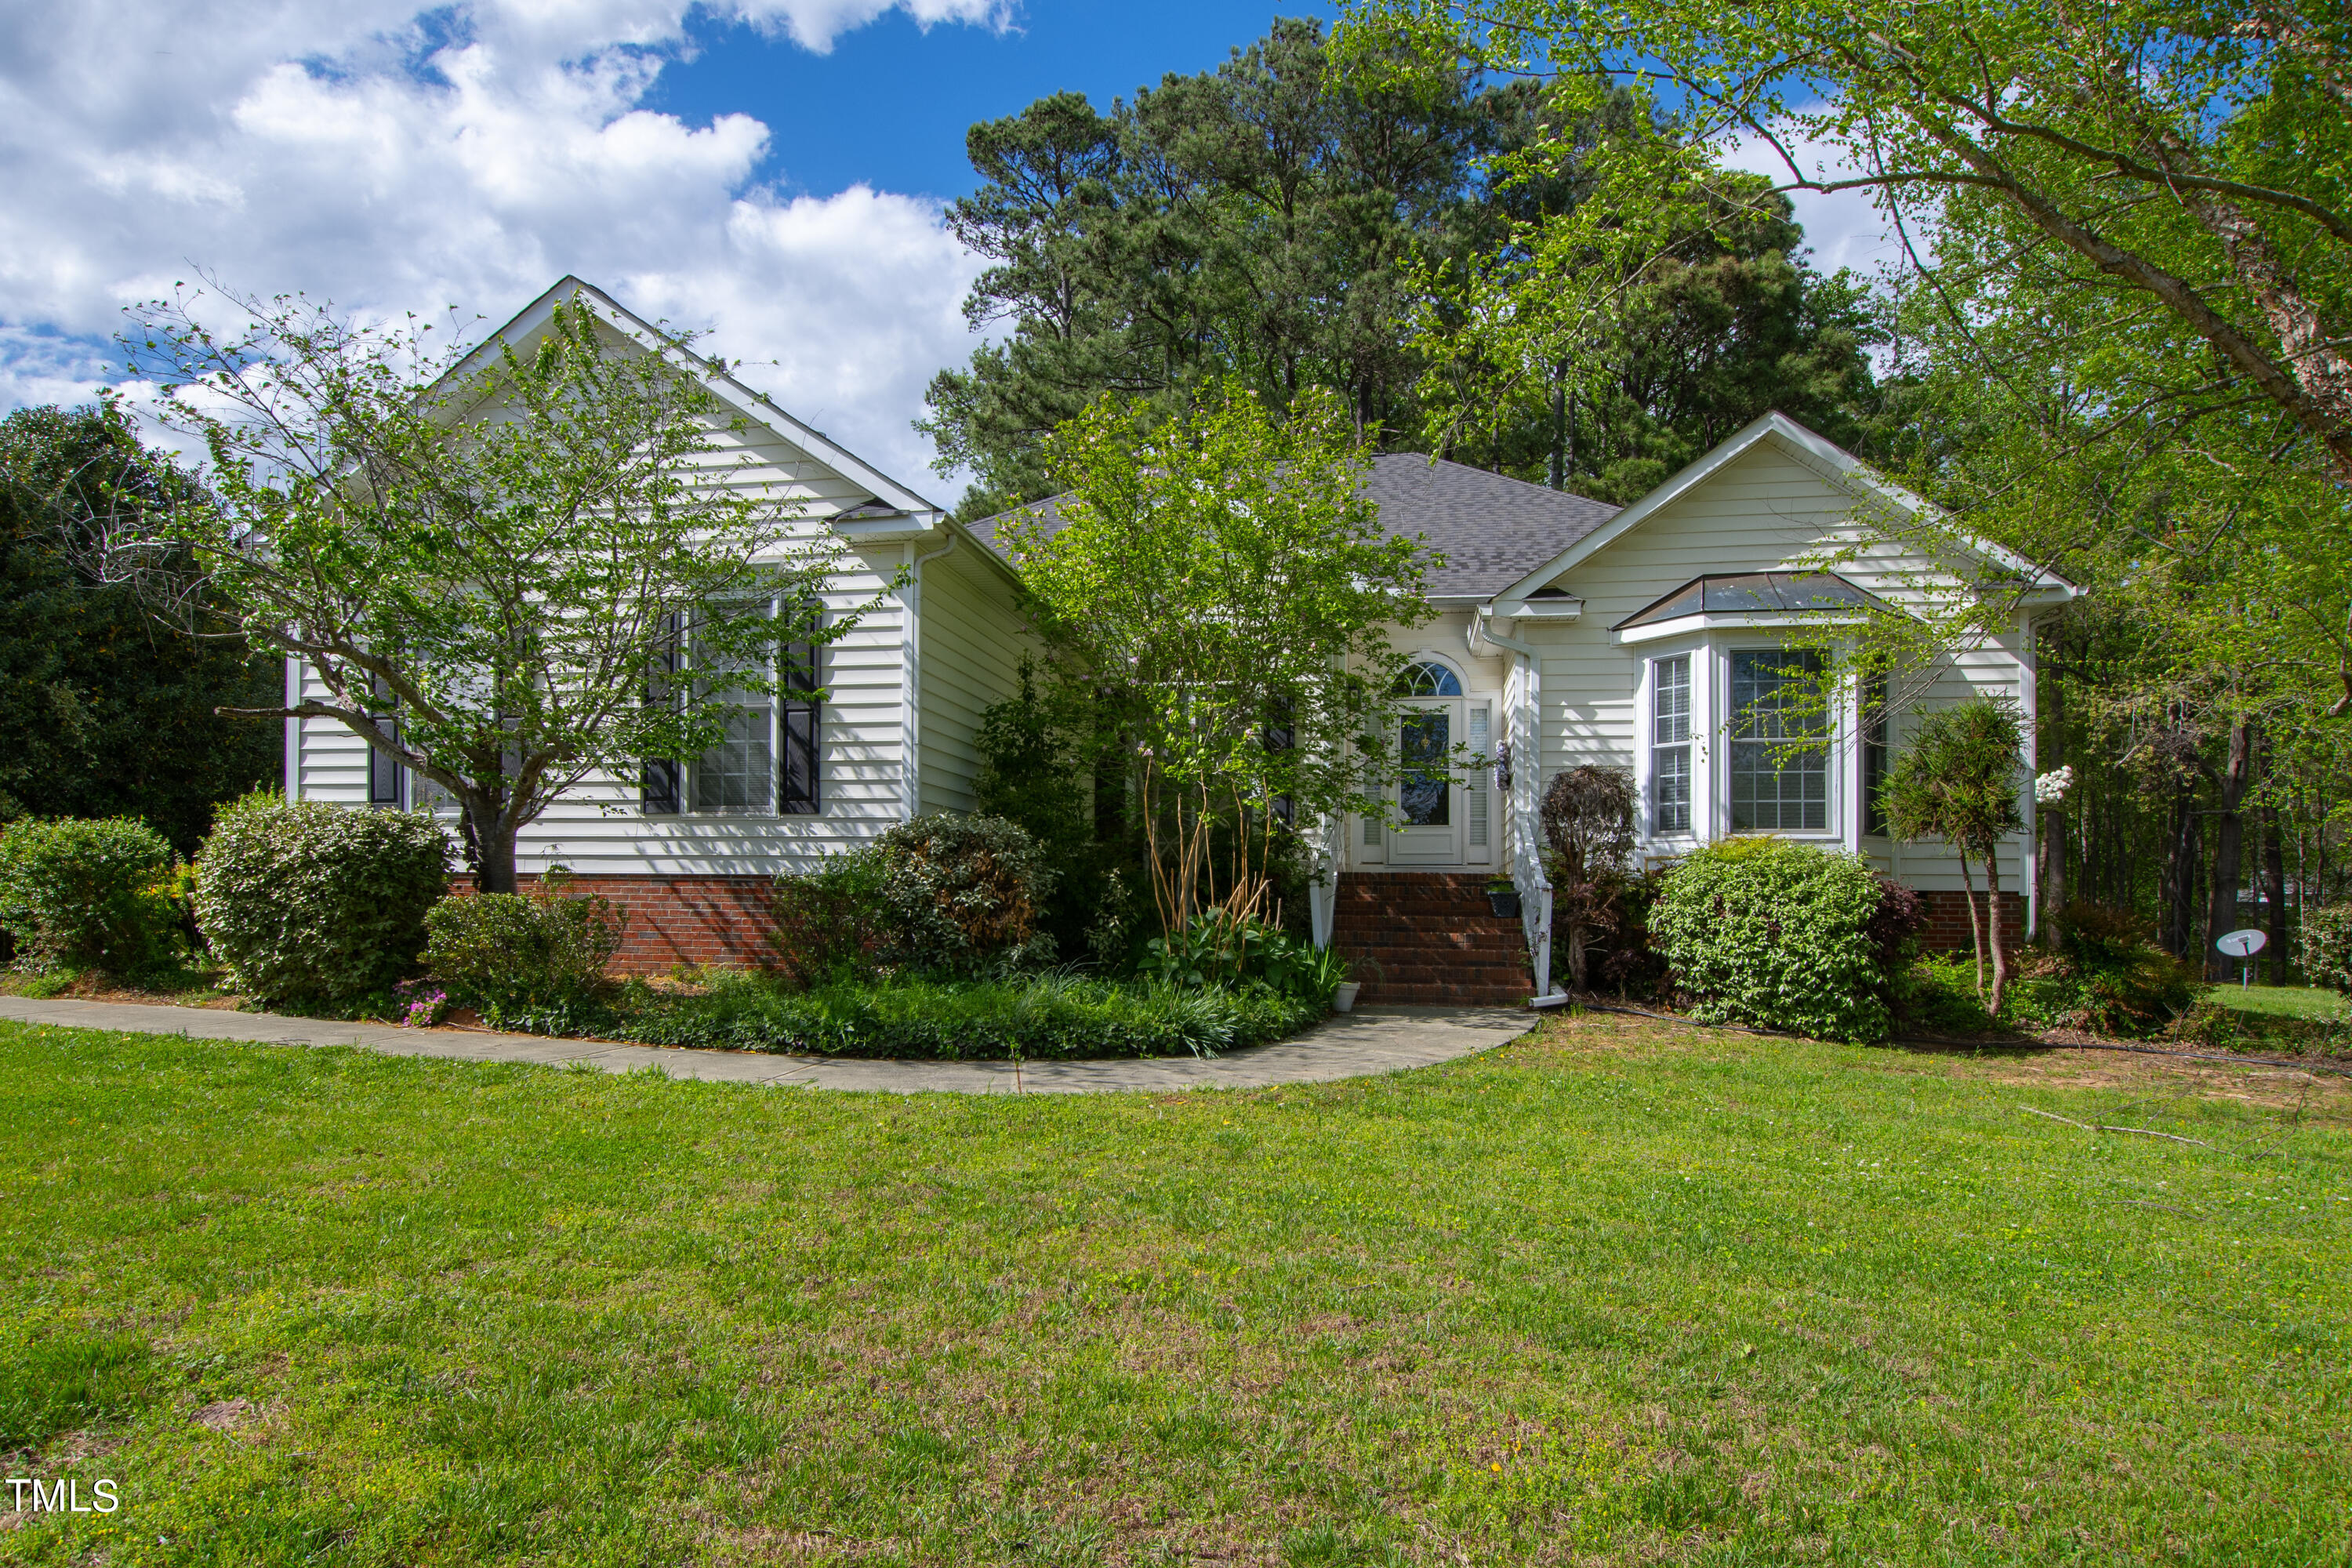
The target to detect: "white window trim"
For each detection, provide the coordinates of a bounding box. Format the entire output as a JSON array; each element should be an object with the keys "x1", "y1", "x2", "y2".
[{"x1": 1634, "y1": 633, "x2": 1857, "y2": 851}]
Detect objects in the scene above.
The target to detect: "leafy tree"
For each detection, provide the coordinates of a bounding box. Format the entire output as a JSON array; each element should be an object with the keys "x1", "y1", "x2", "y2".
[
  {"x1": 112, "y1": 287, "x2": 852, "y2": 892},
  {"x1": 1880, "y1": 699, "x2": 2026, "y2": 1012},
  {"x1": 1396, "y1": 77, "x2": 1882, "y2": 498},
  {"x1": 1340, "y1": 0, "x2": 2352, "y2": 484},
  {"x1": 0, "y1": 403, "x2": 278, "y2": 852},
  {"x1": 1005, "y1": 382, "x2": 1432, "y2": 935},
  {"x1": 926, "y1": 18, "x2": 1878, "y2": 510}
]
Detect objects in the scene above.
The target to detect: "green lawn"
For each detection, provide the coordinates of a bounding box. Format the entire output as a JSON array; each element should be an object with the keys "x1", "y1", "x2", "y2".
[
  {"x1": 2205, "y1": 982, "x2": 2347, "y2": 1022},
  {"x1": 1, "y1": 1018, "x2": 2346, "y2": 1566}
]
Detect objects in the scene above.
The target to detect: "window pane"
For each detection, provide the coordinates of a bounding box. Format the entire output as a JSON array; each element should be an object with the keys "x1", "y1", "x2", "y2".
[
  {"x1": 1653, "y1": 656, "x2": 1690, "y2": 745},
  {"x1": 1394, "y1": 660, "x2": 1463, "y2": 698},
  {"x1": 1653, "y1": 744, "x2": 1691, "y2": 834},
  {"x1": 1399, "y1": 710, "x2": 1450, "y2": 826},
  {"x1": 691, "y1": 706, "x2": 773, "y2": 814},
  {"x1": 1730, "y1": 650, "x2": 1827, "y2": 831}
]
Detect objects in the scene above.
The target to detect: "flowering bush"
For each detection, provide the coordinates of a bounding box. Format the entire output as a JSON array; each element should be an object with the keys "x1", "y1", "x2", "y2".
[
  {"x1": 393, "y1": 979, "x2": 450, "y2": 1028},
  {"x1": 2034, "y1": 764, "x2": 2076, "y2": 804}
]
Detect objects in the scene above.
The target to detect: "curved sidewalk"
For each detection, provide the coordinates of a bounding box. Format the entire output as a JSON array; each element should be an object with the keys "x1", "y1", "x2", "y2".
[{"x1": 0, "y1": 994, "x2": 1532, "y2": 1094}]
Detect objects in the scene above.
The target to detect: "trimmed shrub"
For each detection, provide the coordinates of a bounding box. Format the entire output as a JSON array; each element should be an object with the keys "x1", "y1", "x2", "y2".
[
  {"x1": 872, "y1": 813, "x2": 1055, "y2": 974},
  {"x1": 2300, "y1": 903, "x2": 2352, "y2": 996},
  {"x1": 194, "y1": 795, "x2": 451, "y2": 1004},
  {"x1": 0, "y1": 817, "x2": 178, "y2": 973},
  {"x1": 618, "y1": 971, "x2": 1319, "y2": 1060},
  {"x1": 423, "y1": 873, "x2": 627, "y2": 1022},
  {"x1": 769, "y1": 814, "x2": 1055, "y2": 983},
  {"x1": 2003, "y1": 903, "x2": 2200, "y2": 1037},
  {"x1": 1650, "y1": 838, "x2": 1892, "y2": 1042},
  {"x1": 768, "y1": 851, "x2": 891, "y2": 986}
]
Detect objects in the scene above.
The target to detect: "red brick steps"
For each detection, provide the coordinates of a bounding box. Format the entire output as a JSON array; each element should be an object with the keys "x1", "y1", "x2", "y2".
[{"x1": 1330, "y1": 872, "x2": 1534, "y2": 1006}]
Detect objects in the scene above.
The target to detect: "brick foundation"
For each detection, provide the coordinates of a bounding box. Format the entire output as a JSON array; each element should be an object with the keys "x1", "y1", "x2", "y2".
[
  {"x1": 1917, "y1": 888, "x2": 2027, "y2": 956},
  {"x1": 463, "y1": 874, "x2": 779, "y2": 974}
]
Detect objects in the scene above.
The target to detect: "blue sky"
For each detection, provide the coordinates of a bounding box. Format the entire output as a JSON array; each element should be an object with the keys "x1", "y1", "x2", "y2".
[
  {"x1": 649, "y1": 2, "x2": 1341, "y2": 202},
  {"x1": 0, "y1": 0, "x2": 1875, "y2": 492}
]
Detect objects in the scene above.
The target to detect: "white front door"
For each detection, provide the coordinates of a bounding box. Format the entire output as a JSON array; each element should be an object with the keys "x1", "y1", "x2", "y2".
[{"x1": 1389, "y1": 699, "x2": 1463, "y2": 864}]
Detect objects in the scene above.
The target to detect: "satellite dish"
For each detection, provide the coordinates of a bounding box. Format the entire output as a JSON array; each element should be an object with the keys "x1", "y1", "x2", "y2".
[{"x1": 2216, "y1": 929, "x2": 2267, "y2": 958}]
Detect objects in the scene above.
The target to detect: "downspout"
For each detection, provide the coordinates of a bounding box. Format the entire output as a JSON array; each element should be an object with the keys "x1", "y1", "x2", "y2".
[{"x1": 285, "y1": 655, "x2": 303, "y2": 801}]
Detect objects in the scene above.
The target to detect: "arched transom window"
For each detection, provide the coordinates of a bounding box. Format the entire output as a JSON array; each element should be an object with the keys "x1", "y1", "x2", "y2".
[{"x1": 1393, "y1": 659, "x2": 1463, "y2": 697}]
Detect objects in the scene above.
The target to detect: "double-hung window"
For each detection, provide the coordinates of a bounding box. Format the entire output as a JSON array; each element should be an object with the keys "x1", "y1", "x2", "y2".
[
  {"x1": 641, "y1": 599, "x2": 822, "y2": 818},
  {"x1": 1650, "y1": 655, "x2": 1692, "y2": 835},
  {"x1": 1729, "y1": 648, "x2": 1828, "y2": 831}
]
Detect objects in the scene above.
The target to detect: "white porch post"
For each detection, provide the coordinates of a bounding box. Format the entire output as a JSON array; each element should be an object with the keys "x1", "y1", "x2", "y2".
[{"x1": 1308, "y1": 812, "x2": 1342, "y2": 951}]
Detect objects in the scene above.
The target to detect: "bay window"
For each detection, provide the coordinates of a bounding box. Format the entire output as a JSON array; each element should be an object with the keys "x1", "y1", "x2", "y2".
[
  {"x1": 1728, "y1": 648, "x2": 1828, "y2": 832},
  {"x1": 1650, "y1": 655, "x2": 1691, "y2": 834}
]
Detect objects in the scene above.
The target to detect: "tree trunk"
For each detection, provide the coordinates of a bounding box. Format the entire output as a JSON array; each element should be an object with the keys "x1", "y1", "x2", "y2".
[
  {"x1": 462, "y1": 797, "x2": 521, "y2": 895},
  {"x1": 1982, "y1": 835, "x2": 2009, "y2": 1017},
  {"x1": 2039, "y1": 642, "x2": 2064, "y2": 942},
  {"x1": 1548, "y1": 373, "x2": 1566, "y2": 492},
  {"x1": 1959, "y1": 850, "x2": 1985, "y2": 1001},
  {"x1": 2263, "y1": 779, "x2": 2289, "y2": 986},
  {"x1": 2160, "y1": 777, "x2": 2201, "y2": 958},
  {"x1": 2203, "y1": 720, "x2": 2255, "y2": 980}
]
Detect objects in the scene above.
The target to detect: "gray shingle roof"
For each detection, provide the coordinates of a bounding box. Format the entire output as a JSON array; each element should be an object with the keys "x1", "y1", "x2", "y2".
[{"x1": 961, "y1": 452, "x2": 1619, "y2": 601}]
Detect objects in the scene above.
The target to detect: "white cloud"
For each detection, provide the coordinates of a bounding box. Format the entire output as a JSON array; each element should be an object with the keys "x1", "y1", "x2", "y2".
[
  {"x1": 0, "y1": 0, "x2": 997, "y2": 492},
  {"x1": 1716, "y1": 123, "x2": 1906, "y2": 278}
]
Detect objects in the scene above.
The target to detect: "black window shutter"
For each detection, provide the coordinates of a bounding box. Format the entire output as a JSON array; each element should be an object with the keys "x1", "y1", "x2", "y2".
[
  {"x1": 367, "y1": 673, "x2": 403, "y2": 808},
  {"x1": 641, "y1": 613, "x2": 684, "y2": 815},
  {"x1": 779, "y1": 630, "x2": 821, "y2": 815}
]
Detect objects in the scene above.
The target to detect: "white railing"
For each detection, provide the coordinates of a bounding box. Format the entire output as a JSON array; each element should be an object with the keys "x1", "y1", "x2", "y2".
[
  {"x1": 1501, "y1": 645, "x2": 1555, "y2": 1000},
  {"x1": 1513, "y1": 811, "x2": 1552, "y2": 999}
]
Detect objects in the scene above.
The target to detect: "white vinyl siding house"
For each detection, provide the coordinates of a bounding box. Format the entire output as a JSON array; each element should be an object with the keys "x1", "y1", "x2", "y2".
[
  {"x1": 289, "y1": 278, "x2": 2067, "y2": 992},
  {"x1": 284, "y1": 278, "x2": 1030, "y2": 886},
  {"x1": 1305, "y1": 418, "x2": 2075, "y2": 993}
]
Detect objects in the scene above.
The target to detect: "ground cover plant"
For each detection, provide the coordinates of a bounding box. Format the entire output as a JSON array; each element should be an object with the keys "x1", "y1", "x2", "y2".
[
  {"x1": 0, "y1": 1014, "x2": 2343, "y2": 1564},
  {"x1": 614, "y1": 970, "x2": 1322, "y2": 1061}
]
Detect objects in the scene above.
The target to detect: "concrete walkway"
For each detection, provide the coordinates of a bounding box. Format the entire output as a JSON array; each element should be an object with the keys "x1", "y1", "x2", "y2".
[{"x1": 0, "y1": 994, "x2": 1532, "y2": 1094}]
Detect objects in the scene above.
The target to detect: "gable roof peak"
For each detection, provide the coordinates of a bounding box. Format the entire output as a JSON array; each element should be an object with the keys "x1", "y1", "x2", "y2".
[{"x1": 443, "y1": 275, "x2": 944, "y2": 523}]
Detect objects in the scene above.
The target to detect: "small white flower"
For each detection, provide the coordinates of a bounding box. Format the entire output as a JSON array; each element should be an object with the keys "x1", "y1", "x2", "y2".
[{"x1": 2034, "y1": 764, "x2": 2075, "y2": 804}]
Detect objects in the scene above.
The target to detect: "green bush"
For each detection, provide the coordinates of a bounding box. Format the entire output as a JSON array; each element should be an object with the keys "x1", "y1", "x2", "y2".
[
  {"x1": 1650, "y1": 838, "x2": 1893, "y2": 1043},
  {"x1": 1892, "y1": 951, "x2": 1997, "y2": 1035},
  {"x1": 194, "y1": 794, "x2": 451, "y2": 1005},
  {"x1": 615, "y1": 971, "x2": 1319, "y2": 1060},
  {"x1": 2002, "y1": 904, "x2": 2200, "y2": 1037},
  {"x1": 767, "y1": 851, "x2": 891, "y2": 986},
  {"x1": 423, "y1": 873, "x2": 627, "y2": 1022},
  {"x1": 0, "y1": 817, "x2": 178, "y2": 973},
  {"x1": 2299, "y1": 903, "x2": 2352, "y2": 996},
  {"x1": 769, "y1": 814, "x2": 1056, "y2": 983}
]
